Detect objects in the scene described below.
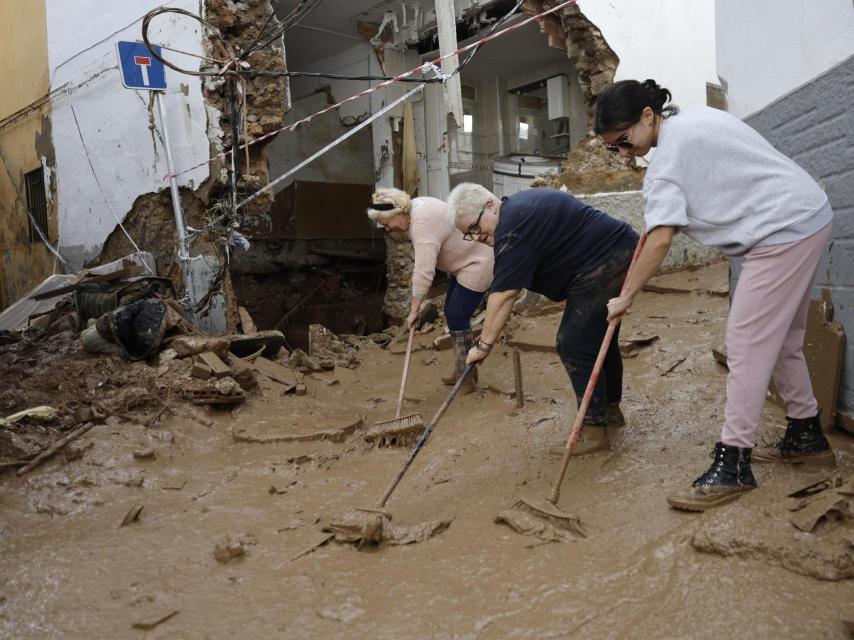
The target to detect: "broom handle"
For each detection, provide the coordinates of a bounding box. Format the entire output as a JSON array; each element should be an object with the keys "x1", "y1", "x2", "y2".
[
  {"x1": 395, "y1": 326, "x2": 417, "y2": 418},
  {"x1": 378, "y1": 365, "x2": 474, "y2": 508},
  {"x1": 548, "y1": 234, "x2": 647, "y2": 506}
]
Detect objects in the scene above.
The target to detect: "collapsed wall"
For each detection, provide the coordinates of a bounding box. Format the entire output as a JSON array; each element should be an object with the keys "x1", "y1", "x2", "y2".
[
  {"x1": 97, "y1": 0, "x2": 288, "y2": 327},
  {"x1": 522, "y1": 0, "x2": 643, "y2": 193}
]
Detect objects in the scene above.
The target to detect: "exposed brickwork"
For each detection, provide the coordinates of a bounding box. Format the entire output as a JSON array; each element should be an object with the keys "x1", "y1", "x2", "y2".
[{"x1": 203, "y1": 0, "x2": 288, "y2": 219}]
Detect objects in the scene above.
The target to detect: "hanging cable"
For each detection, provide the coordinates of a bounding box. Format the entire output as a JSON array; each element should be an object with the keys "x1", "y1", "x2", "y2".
[
  {"x1": 163, "y1": 0, "x2": 579, "y2": 181},
  {"x1": 451, "y1": 0, "x2": 526, "y2": 78},
  {"x1": 235, "y1": 82, "x2": 426, "y2": 211},
  {"x1": 68, "y1": 102, "x2": 154, "y2": 274},
  {"x1": 0, "y1": 145, "x2": 69, "y2": 268}
]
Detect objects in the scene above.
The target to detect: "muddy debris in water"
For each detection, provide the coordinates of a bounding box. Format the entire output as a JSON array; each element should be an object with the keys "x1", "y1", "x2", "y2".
[
  {"x1": 495, "y1": 508, "x2": 584, "y2": 543},
  {"x1": 324, "y1": 509, "x2": 452, "y2": 547},
  {"x1": 130, "y1": 609, "x2": 180, "y2": 631},
  {"x1": 120, "y1": 503, "x2": 144, "y2": 527},
  {"x1": 132, "y1": 446, "x2": 156, "y2": 461},
  {"x1": 692, "y1": 490, "x2": 854, "y2": 581},
  {"x1": 214, "y1": 532, "x2": 258, "y2": 563}
]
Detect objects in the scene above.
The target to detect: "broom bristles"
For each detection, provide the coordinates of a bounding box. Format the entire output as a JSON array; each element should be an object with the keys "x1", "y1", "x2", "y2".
[
  {"x1": 510, "y1": 497, "x2": 587, "y2": 537},
  {"x1": 364, "y1": 414, "x2": 425, "y2": 448},
  {"x1": 325, "y1": 508, "x2": 392, "y2": 547}
]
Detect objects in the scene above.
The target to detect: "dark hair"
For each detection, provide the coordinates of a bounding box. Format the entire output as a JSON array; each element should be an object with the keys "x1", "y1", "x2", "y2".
[{"x1": 594, "y1": 79, "x2": 679, "y2": 134}]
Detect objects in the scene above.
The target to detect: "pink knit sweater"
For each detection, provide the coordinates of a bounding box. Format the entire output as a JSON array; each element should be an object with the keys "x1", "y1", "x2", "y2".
[{"x1": 408, "y1": 196, "x2": 494, "y2": 297}]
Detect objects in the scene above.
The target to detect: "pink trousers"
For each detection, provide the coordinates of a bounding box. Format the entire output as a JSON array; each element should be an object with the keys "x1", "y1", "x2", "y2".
[{"x1": 722, "y1": 223, "x2": 832, "y2": 448}]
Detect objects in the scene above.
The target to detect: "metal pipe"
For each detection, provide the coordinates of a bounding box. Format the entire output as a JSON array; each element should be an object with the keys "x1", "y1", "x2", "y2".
[
  {"x1": 155, "y1": 92, "x2": 189, "y2": 258},
  {"x1": 155, "y1": 91, "x2": 195, "y2": 319}
]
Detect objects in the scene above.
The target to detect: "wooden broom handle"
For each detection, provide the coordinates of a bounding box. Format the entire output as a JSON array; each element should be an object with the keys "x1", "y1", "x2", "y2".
[
  {"x1": 548, "y1": 233, "x2": 647, "y2": 505},
  {"x1": 395, "y1": 326, "x2": 416, "y2": 418}
]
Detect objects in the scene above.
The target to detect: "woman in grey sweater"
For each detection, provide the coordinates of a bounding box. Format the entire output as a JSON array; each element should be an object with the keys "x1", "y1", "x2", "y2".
[{"x1": 594, "y1": 79, "x2": 835, "y2": 512}]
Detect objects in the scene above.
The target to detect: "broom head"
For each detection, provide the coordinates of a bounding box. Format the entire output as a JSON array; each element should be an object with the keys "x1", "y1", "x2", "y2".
[
  {"x1": 364, "y1": 413, "x2": 425, "y2": 447},
  {"x1": 510, "y1": 496, "x2": 587, "y2": 538},
  {"x1": 324, "y1": 507, "x2": 393, "y2": 547}
]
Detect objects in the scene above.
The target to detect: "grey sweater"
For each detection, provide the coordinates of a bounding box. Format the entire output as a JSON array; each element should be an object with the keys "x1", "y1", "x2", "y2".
[{"x1": 643, "y1": 105, "x2": 832, "y2": 256}]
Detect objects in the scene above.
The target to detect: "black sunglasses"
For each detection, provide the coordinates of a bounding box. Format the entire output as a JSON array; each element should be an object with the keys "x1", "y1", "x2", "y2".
[
  {"x1": 462, "y1": 204, "x2": 486, "y2": 241},
  {"x1": 604, "y1": 122, "x2": 638, "y2": 153}
]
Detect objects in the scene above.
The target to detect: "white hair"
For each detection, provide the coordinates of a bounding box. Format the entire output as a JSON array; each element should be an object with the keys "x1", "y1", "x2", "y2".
[
  {"x1": 446, "y1": 182, "x2": 497, "y2": 228},
  {"x1": 366, "y1": 187, "x2": 412, "y2": 222}
]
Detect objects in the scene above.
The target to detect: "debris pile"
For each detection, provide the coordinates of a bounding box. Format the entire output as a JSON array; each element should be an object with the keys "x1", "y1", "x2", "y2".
[{"x1": 692, "y1": 473, "x2": 854, "y2": 581}]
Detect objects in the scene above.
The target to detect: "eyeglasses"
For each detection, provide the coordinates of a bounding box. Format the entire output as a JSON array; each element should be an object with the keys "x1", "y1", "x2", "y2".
[
  {"x1": 462, "y1": 204, "x2": 487, "y2": 241},
  {"x1": 605, "y1": 122, "x2": 638, "y2": 153}
]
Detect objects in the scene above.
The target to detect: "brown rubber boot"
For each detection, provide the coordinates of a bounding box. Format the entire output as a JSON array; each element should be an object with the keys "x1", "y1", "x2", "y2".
[
  {"x1": 549, "y1": 426, "x2": 610, "y2": 457},
  {"x1": 441, "y1": 362, "x2": 458, "y2": 385},
  {"x1": 607, "y1": 402, "x2": 626, "y2": 428},
  {"x1": 667, "y1": 442, "x2": 757, "y2": 512},
  {"x1": 443, "y1": 330, "x2": 477, "y2": 394},
  {"x1": 753, "y1": 414, "x2": 836, "y2": 467}
]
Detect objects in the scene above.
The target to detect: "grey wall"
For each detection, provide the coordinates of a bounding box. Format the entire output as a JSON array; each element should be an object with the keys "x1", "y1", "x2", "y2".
[
  {"x1": 583, "y1": 191, "x2": 723, "y2": 272},
  {"x1": 732, "y1": 53, "x2": 854, "y2": 417}
]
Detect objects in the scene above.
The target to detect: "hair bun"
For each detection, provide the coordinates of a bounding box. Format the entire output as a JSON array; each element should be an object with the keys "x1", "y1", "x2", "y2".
[{"x1": 642, "y1": 78, "x2": 658, "y2": 90}]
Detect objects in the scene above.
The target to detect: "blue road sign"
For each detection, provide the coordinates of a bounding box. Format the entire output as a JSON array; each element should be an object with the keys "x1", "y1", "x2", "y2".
[{"x1": 116, "y1": 41, "x2": 167, "y2": 91}]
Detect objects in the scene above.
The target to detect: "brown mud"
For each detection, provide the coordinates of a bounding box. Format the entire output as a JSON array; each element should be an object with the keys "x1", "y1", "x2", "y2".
[{"x1": 1, "y1": 263, "x2": 853, "y2": 638}]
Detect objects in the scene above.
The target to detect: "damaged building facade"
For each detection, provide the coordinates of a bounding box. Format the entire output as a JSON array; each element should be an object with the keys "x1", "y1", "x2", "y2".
[
  {"x1": 239, "y1": 0, "x2": 721, "y2": 330},
  {"x1": 0, "y1": 0, "x2": 288, "y2": 333},
  {"x1": 14, "y1": 0, "x2": 852, "y2": 430},
  {"x1": 0, "y1": 0, "x2": 720, "y2": 344}
]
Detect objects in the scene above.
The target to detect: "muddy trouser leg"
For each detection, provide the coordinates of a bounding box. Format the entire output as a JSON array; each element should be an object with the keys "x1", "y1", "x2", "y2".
[
  {"x1": 557, "y1": 248, "x2": 633, "y2": 425},
  {"x1": 722, "y1": 223, "x2": 831, "y2": 448},
  {"x1": 445, "y1": 276, "x2": 485, "y2": 375}
]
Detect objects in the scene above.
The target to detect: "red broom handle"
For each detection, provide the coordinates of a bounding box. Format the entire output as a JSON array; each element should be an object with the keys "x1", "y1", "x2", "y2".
[{"x1": 548, "y1": 233, "x2": 647, "y2": 505}]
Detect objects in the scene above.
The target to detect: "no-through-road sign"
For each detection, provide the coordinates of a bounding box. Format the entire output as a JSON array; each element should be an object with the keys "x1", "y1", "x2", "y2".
[{"x1": 116, "y1": 41, "x2": 167, "y2": 91}]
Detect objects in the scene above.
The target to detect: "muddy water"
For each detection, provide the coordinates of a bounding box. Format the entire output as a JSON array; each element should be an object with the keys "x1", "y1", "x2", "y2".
[{"x1": 2, "y1": 264, "x2": 853, "y2": 638}]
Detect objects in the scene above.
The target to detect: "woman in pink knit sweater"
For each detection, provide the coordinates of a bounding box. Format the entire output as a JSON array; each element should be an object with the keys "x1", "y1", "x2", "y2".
[{"x1": 367, "y1": 187, "x2": 494, "y2": 393}]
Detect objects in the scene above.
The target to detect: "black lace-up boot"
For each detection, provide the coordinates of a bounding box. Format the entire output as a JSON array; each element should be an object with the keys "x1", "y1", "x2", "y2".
[
  {"x1": 667, "y1": 442, "x2": 757, "y2": 511},
  {"x1": 753, "y1": 414, "x2": 835, "y2": 467}
]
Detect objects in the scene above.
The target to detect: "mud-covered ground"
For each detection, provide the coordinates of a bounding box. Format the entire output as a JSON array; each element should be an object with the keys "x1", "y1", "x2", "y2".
[{"x1": 2, "y1": 263, "x2": 853, "y2": 639}]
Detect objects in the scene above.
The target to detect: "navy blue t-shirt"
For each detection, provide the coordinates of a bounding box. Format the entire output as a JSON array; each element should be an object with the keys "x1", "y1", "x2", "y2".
[{"x1": 490, "y1": 189, "x2": 637, "y2": 301}]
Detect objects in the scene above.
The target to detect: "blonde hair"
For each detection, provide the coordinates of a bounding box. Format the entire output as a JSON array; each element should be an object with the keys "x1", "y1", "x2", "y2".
[
  {"x1": 366, "y1": 187, "x2": 412, "y2": 222},
  {"x1": 446, "y1": 182, "x2": 496, "y2": 228}
]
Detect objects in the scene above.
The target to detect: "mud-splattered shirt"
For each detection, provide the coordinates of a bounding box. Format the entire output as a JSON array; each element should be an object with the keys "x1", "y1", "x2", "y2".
[{"x1": 490, "y1": 189, "x2": 637, "y2": 301}]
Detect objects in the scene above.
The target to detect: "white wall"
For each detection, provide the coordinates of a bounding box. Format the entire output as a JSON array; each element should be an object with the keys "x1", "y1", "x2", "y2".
[
  {"x1": 577, "y1": 0, "x2": 719, "y2": 111},
  {"x1": 715, "y1": 0, "x2": 854, "y2": 118},
  {"x1": 268, "y1": 43, "x2": 375, "y2": 191},
  {"x1": 46, "y1": 0, "x2": 211, "y2": 269}
]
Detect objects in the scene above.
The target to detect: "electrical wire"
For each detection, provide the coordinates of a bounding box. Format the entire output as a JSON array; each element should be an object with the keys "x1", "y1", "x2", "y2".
[
  {"x1": 0, "y1": 145, "x2": 69, "y2": 268},
  {"x1": 164, "y1": 0, "x2": 579, "y2": 181},
  {"x1": 68, "y1": 102, "x2": 153, "y2": 274},
  {"x1": 451, "y1": 0, "x2": 526, "y2": 79}
]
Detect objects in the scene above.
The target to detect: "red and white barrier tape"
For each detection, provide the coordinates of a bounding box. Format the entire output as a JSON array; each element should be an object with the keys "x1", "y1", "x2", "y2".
[
  {"x1": 165, "y1": 0, "x2": 577, "y2": 182},
  {"x1": 236, "y1": 82, "x2": 426, "y2": 210}
]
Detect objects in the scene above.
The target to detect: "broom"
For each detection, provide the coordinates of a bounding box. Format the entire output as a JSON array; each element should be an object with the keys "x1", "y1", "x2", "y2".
[
  {"x1": 364, "y1": 326, "x2": 425, "y2": 447},
  {"x1": 329, "y1": 366, "x2": 474, "y2": 545},
  {"x1": 510, "y1": 234, "x2": 647, "y2": 532}
]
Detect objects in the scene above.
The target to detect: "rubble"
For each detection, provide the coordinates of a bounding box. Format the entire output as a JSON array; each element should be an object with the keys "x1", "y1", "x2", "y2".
[{"x1": 213, "y1": 532, "x2": 258, "y2": 563}]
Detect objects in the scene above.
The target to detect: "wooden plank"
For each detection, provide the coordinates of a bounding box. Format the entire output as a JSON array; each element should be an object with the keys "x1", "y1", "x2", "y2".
[
  {"x1": 197, "y1": 351, "x2": 231, "y2": 378},
  {"x1": 254, "y1": 357, "x2": 298, "y2": 388},
  {"x1": 767, "y1": 296, "x2": 845, "y2": 432},
  {"x1": 435, "y1": 0, "x2": 464, "y2": 127},
  {"x1": 30, "y1": 265, "x2": 145, "y2": 301},
  {"x1": 191, "y1": 360, "x2": 213, "y2": 379},
  {"x1": 237, "y1": 306, "x2": 257, "y2": 334}
]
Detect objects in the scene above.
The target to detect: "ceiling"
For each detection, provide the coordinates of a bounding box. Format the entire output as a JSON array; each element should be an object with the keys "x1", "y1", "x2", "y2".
[
  {"x1": 277, "y1": 0, "x2": 399, "y2": 68},
  {"x1": 276, "y1": 1, "x2": 569, "y2": 84},
  {"x1": 451, "y1": 17, "x2": 569, "y2": 85}
]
